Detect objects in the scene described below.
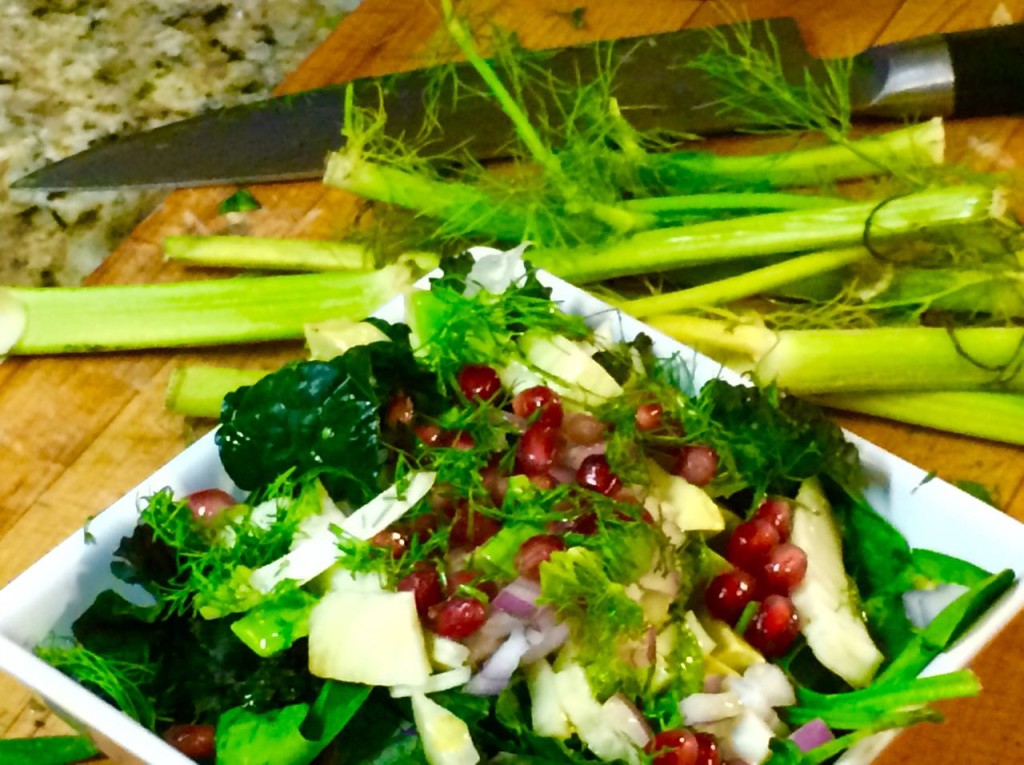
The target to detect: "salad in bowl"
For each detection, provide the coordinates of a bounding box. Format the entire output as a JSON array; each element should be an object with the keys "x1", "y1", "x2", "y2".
[{"x1": 2, "y1": 249, "x2": 1019, "y2": 765}]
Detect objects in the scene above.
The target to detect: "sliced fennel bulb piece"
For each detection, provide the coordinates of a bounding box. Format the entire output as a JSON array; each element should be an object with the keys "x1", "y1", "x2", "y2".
[
  {"x1": 308, "y1": 589, "x2": 432, "y2": 687},
  {"x1": 249, "y1": 471, "x2": 436, "y2": 593},
  {"x1": 412, "y1": 693, "x2": 481, "y2": 765},
  {"x1": 790, "y1": 478, "x2": 884, "y2": 688},
  {"x1": 389, "y1": 666, "x2": 473, "y2": 698},
  {"x1": 519, "y1": 330, "x2": 623, "y2": 409}
]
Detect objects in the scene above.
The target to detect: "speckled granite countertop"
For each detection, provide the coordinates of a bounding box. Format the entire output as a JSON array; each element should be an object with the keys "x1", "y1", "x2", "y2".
[{"x1": 0, "y1": 0, "x2": 355, "y2": 287}]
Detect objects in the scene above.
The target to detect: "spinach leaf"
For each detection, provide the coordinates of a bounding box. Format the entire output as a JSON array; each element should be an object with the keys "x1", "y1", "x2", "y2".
[
  {"x1": 876, "y1": 569, "x2": 1015, "y2": 684},
  {"x1": 216, "y1": 682, "x2": 369, "y2": 765},
  {"x1": 0, "y1": 736, "x2": 99, "y2": 765},
  {"x1": 910, "y1": 548, "x2": 992, "y2": 588}
]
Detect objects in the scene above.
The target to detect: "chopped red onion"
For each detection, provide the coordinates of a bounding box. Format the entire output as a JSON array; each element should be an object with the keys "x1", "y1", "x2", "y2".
[
  {"x1": 562, "y1": 442, "x2": 607, "y2": 470},
  {"x1": 465, "y1": 629, "x2": 530, "y2": 695},
  {"x1": 492, "y1": 578, "x2": 541, "y2": 620},
  {"x1": 548, "y1": 465, "x2": 578, "y2": 485},
  {"x1": 465, "y1": 610, "x2": 523, "y2": 663},
  {"x1": 789, "y1": 718, "x2": 835, "y2": 752},
  {"x1": 520, "y1": 621, "x2": 570, "y2": 664}
]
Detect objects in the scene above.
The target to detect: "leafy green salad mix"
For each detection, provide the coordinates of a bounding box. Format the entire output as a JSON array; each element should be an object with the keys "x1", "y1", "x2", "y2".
[{"x1": 38, "y1": 251, "x2": 1015, "y2": 765}]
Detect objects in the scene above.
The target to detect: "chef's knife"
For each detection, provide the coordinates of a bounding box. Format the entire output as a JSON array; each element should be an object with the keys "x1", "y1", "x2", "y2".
[{"x1": 13, "y1": 18, "x2": 1024, "y2": 191}]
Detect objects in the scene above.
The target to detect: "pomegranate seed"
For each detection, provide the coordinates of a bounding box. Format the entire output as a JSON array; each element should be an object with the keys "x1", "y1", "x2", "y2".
[
  {"x1": 432, "y1": 597, "x2": 488, "y2": 639},
  {"x1": 675, "y1": 445, "x2": 718, "y2": 486},
  {"x1": 647, "y1": 728, "x2": 699, "y2": 765},
  {"x1": 457, "y1": 364, "x2": 502, "y2": 401},
  {"x1": 444, "y1": 569, "x2": 497, "y2": 599},
  {"x1": 530, "y1": 473, "x2": 557, "y2": 490},
  {"x1": 397, "y1": 569, "x2": 444, "y2": 617},
  {"x1": 449, "y1": 506, "x2": 501, "y2": 548},
  {"x1": 576, "y1": 454, "x2": 622, "y2": 496},
  {"x1": 704, "y1": 569, "x2": 757, "y2": 625},
  {"x1": 517, "y1": 424, "x2": 560, "y2": 475},
  {"x1": 451, "y1": 431, "x2": 476, "y2": 450},
  {"x1": 561, "y1": 412, "x2": 605, "y2": 445},
  {"x1": 385, "y1": 394, "x2": 414, "y2": 428},
  {"x1": 186, "y1": 489, "x2": 236, "y2": 523},
  {"x1": 744, "y1": 594, "x2": 800, "y2": 657},
  {"x1": 514, "y1": 534, "x2": 567, "y2": 580},
  {"x1": 550, "y1": 511, "x2": 598, "y2": 536},
  {"x1": 754, "y1": 498, "x2": 793, "y2": 540},
  {"x1": 512, "y1": 385, "x2": 563, "y2": 428},
  {"x1": 414, "y1": 424, "x2": 447, "y2": 446},
  {"x1": 479, "y1": 458, "x2": 508, "y2": 505},
  {"x1": 726, "y1": 519, "x2": 781, "y2": 572},
  {"x1": 163, "y1": 724, "x2": 216, "y2": 760},
  {"x1": 758, "y1": 543, "x2": 808, "y2": 596},
  {"x1": 694, "y1": 732, "x2": 721, "y2": 765},
  {"x1": 370, "y1": 529, "x2": 409, "y2": 557},
  {"x1": 635, "y1": 402, "x2": 664, "y2": 431}
]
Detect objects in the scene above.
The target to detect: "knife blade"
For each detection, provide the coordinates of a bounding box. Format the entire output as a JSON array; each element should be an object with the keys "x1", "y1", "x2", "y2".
[{"x1": 13, "y1": 18, "x2": 1024, "y2": 191}]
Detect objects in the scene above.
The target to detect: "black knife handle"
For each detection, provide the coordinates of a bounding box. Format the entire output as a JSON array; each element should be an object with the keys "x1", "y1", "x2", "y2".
[{"x1": 945, "y1": 22, "x2": 1024, "y2": 118}]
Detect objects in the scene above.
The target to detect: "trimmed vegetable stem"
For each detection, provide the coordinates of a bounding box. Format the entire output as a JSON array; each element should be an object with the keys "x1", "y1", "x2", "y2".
[
  {"x1": 648, "y1": 316, "x2": 1024, "y2": 394},
  {"x1": 164, "y1": 235, "x2": 376, "y2": 272},
  {"x1": 811, "y1": 391, "x2": 1024, "y2": 445},
  {"x1": 5, "y1": 264, "x2": 416, "y2": 354},
  {"x1": 166, "y1": 366, "x2": 270, "y2": 418},
  {"x1": 647, "y1": 118, "x2": 946, "y2": 191},
  {"x1": 622, "y1": 247, "x2": 868, "y2": 316},
  {"x1": 324, "y1": 152, "x2": 531, "y2": 240},
  {"x1": 530, "y1": 185, "x2": 1003, "y2": 282}
]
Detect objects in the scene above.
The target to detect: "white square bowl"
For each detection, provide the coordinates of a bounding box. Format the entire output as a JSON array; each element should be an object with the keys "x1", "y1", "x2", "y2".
[{"x1": 1, "y1": 269, "x2": 1022, "y2": 764}]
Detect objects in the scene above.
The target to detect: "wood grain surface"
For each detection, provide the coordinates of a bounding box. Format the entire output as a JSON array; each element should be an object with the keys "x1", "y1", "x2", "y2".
[{"x1": 1, "y1": 1, "x2": 1022, "y2": 762}]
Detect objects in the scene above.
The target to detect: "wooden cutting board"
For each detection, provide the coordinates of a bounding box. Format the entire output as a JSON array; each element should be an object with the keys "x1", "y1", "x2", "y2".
[{"x1": 1, "y1": 1, "x2": 1022, "y2": 762}]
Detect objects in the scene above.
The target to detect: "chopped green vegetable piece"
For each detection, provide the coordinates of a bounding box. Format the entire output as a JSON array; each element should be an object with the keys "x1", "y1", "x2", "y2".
[
  {"x1": 219, "y1": 189, "x2": 262, "y2": 214},
  {"x1": 0, "y1": 736, "x2": 99, "y2": 765},
  {"x1": 216, "y1": 681, "x2": 370, "y2": 765},
  {"x1": 231, "y1": 589, "x2": 318, "y2": 657}
]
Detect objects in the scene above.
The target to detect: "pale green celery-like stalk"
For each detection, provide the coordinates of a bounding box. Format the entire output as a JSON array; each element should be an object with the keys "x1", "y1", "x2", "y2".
[
  {"x1": 621, "y1": 246, "x2": 869, "y2": 317},
  {"x1": 621, "y1": 192, "x2": 846, "y2": 215},
  {"x1": 324, "y1": 151, "x2": 531, "y2": 241},
  {"x1": 810, "y1": 390, "x2": 1024, "y2": 446},
  {"x1": 648, "y1": 118, "x2": 945, "y2": 191},
  {"x1": 164, "y1": 235, "x2": 376, "y2": 271},
  {"x1": 166, "y1": 366, "x2": 270, "y2": 418},
  {"x1": 530, "y1": 184, "x2": 1003, "y2": 283},
  {"x1": 647, "y1": 315, "x2": 1024, "y2": 394},
  {"x1": 4, "y1": 264, "x2": 415, "y2": 354}
]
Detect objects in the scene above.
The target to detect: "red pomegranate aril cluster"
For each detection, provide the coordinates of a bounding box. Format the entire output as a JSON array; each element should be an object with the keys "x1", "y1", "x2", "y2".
[
  {"x1": 647, "y1": 727, "x2": 721, "y2": 765},
  {"x1": 431, "y1": 596, "x2": 488, "y2": 639},
  {"x1": 514, "y1": 534, "x2": 566, "y2": 580},
  {"x1": 675, "y1": 445, "x2": 718, "y2": 487},
  {"x1": 513, "y1": 385, "x2": 563, "y2": 428},
  {"x1": 576, "y1": 453, "x2": 622, "y2": 496},
  {"x1": 457, "y1": 364, "x2": 503, "y2": 402},
  {"x1": 517, "y1": 423, "x2": 560, "y2": 475},
  {"x1": 706, "y1": 498, "x2": 806, "y2": 658},
  {"x1": 397, "y1": 569, "x2": 444, "y2": 617},
  {"x1": 635, "y1": 402, "x2": 664, "y2": 431},
  {"x1": 163, "y1": 724, "x2": 216, "y2": 760}
]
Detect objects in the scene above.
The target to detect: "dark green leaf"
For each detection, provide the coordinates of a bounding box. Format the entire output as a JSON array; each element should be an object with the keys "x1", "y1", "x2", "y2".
[
  {"x1": 910, "y1": 548, "x2": 992, "y2": 588},
  {"x1": 876, "y1": 569, "x2": 1015, "y2": 684},
  {"x1": 216, "y1": 682, "x2": 369, "y2": 765},
  {"x1": 0, "y1": 736, "x2": 99, "y2": 765},
  {"x1": 218, "y1": 189, "x2": 262, "y2": 214}
]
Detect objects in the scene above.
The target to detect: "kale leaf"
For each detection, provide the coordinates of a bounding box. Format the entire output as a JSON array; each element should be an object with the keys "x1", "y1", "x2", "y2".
[
  {"x1": 683, "y1": 379, "x2": 863, "y2": 503},
  {"x1": 217, "y1": 324, "x2": 439, "y2": 503}
]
